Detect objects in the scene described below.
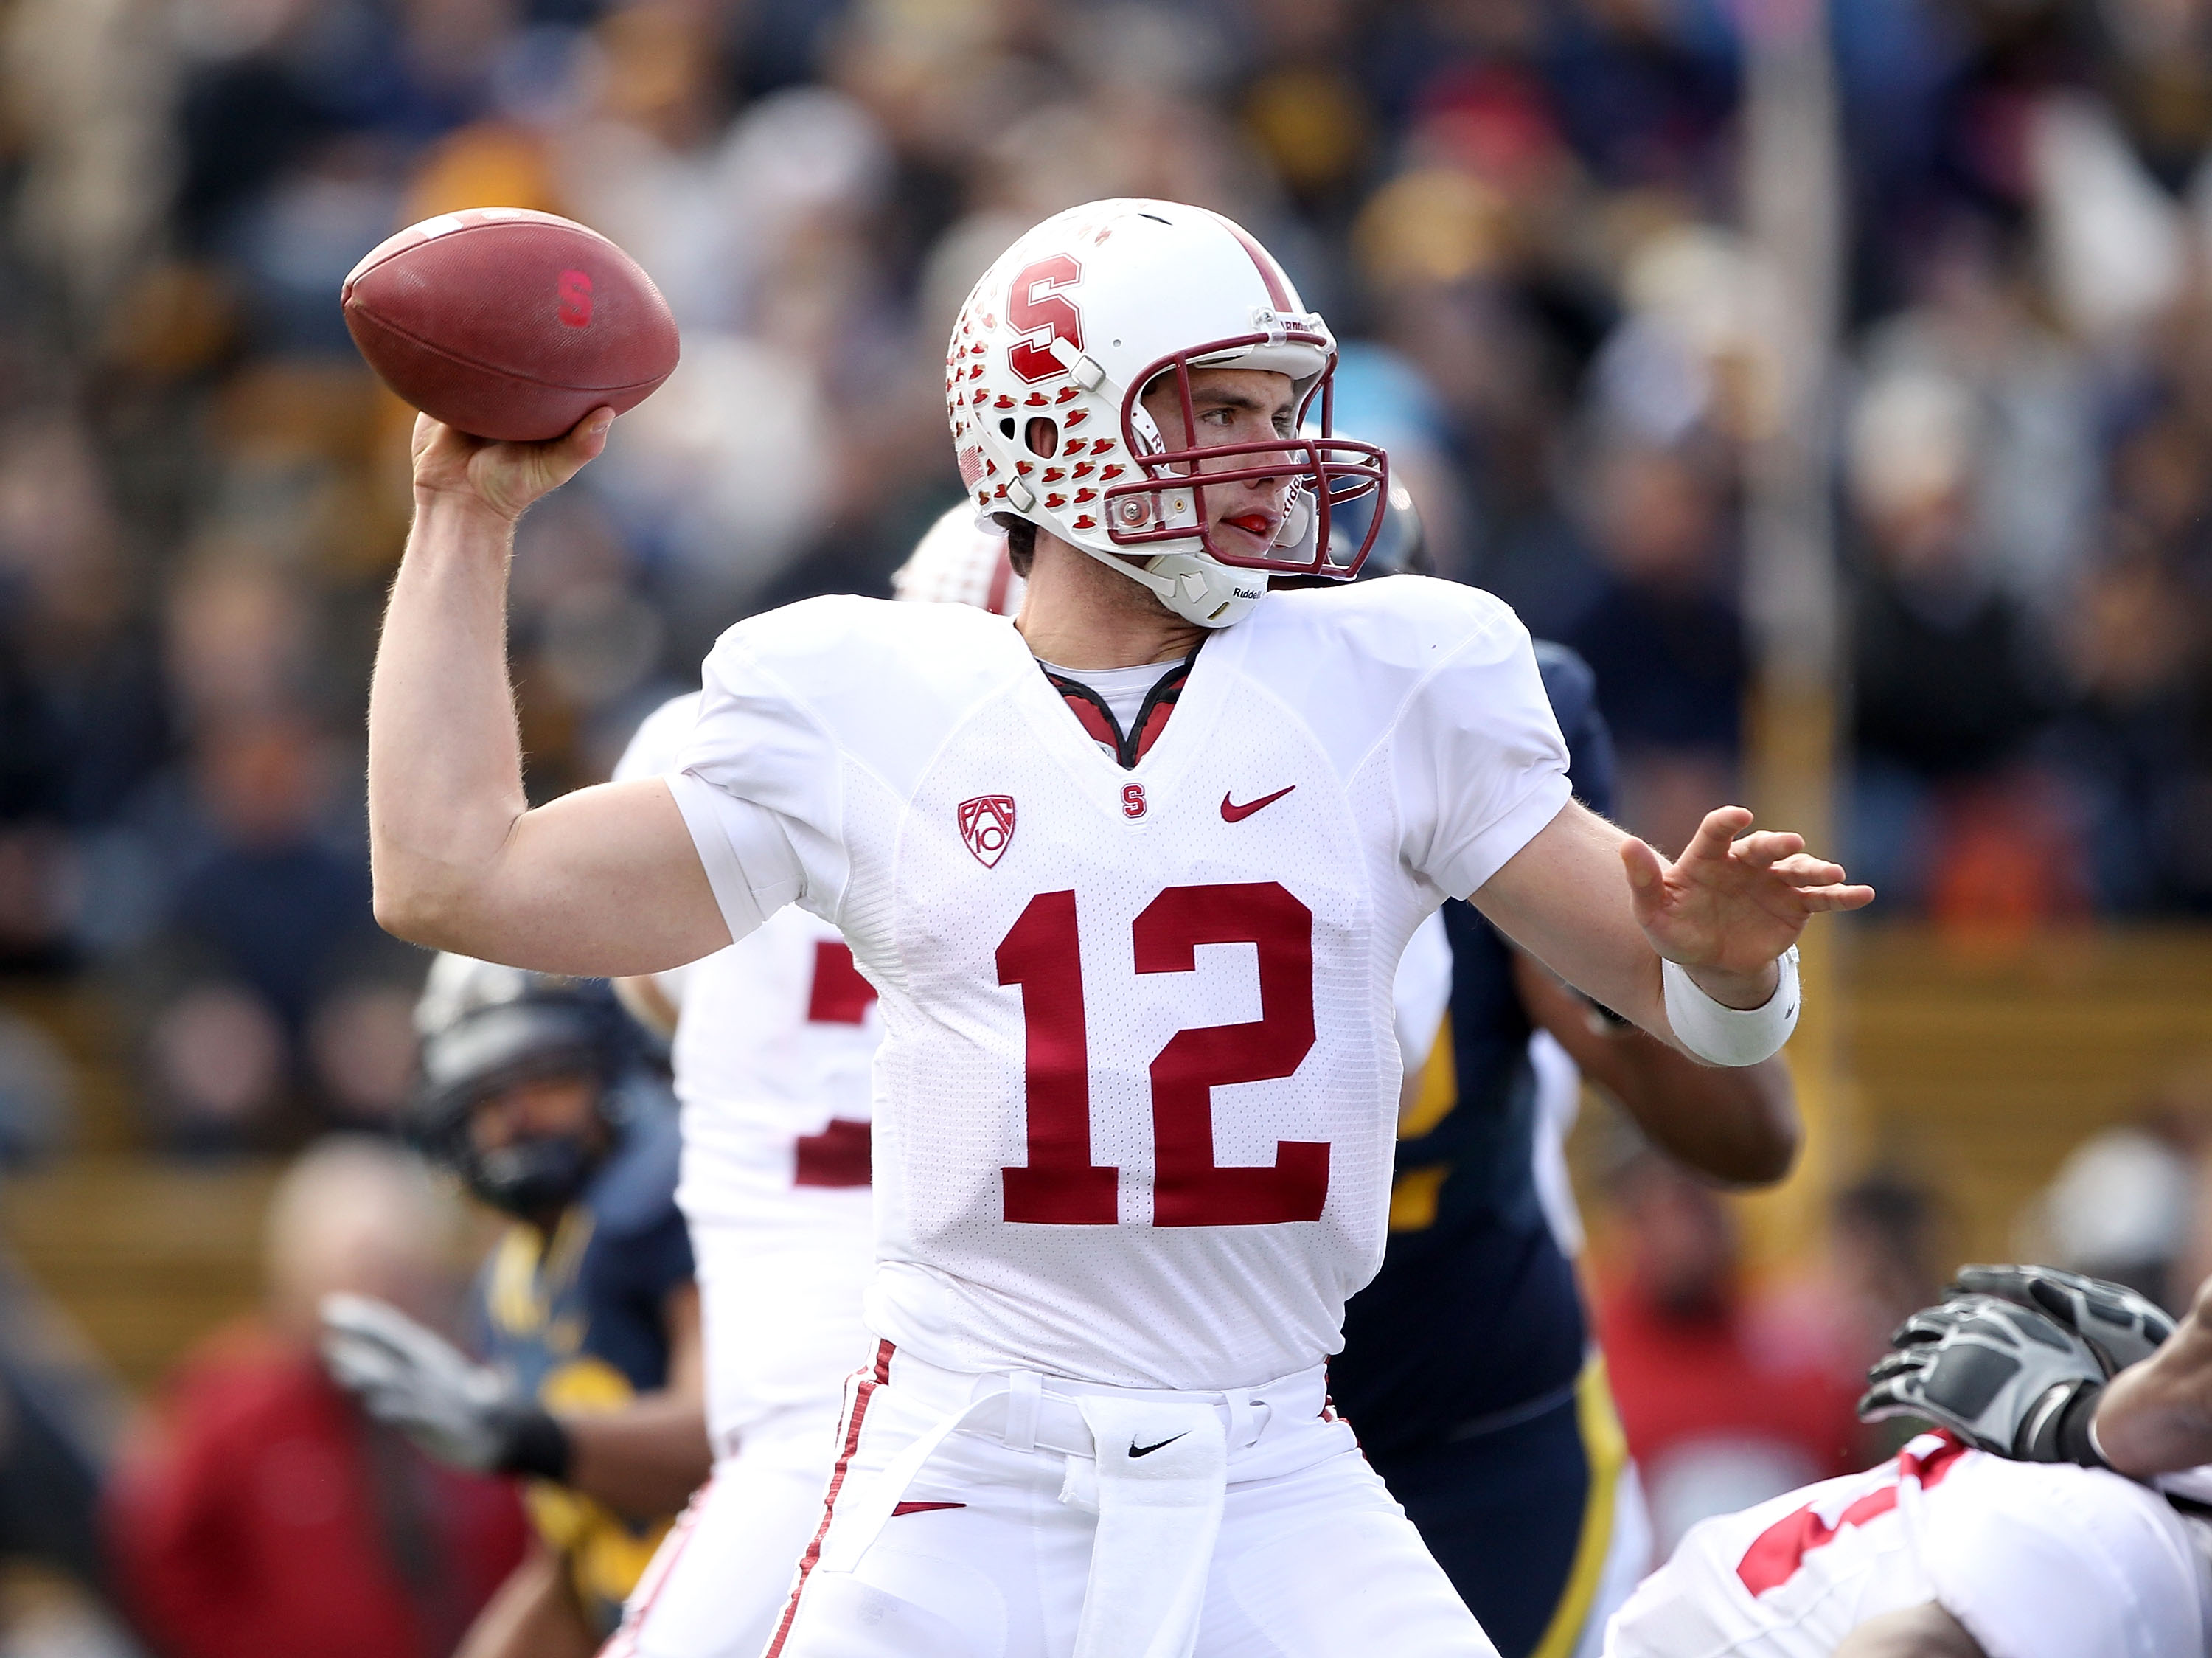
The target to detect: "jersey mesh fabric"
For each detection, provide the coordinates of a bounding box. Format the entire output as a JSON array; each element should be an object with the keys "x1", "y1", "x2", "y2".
[{"x1": 676, "y1": 580, "x2": 1570, "y2": 1389}]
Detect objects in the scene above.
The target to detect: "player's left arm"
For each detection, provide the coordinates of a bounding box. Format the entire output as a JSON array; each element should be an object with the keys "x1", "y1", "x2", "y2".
[
  {"x1": 1472, "y1": 799, "x2": 1872, "y2": 1061},
  {"x1": 1511, "y1": 951, "x2": 1800, "y2": 1184},
  {"x1": 556, "y1": 1280, "x2": 711, "y2": 1520}
]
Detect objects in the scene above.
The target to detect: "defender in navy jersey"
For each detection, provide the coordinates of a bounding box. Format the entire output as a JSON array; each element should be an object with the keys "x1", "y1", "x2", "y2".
[
  {"x1": 1334, "y1": 645, "x2": 1801, "y2": 1658},
  {"x1": 321, "y1": 958, "x2": 711, "y2": 1658}
]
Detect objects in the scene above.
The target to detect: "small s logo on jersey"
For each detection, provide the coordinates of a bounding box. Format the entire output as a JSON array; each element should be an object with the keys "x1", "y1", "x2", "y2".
[
  {"x1": 1121, "y1": 783, "x2": 1147, "y2": 819},
  {"x1": 557, "y1": 268, "x2": 594, "y2": 327},
  {"x1": 959, "y1": 795, "x2": 1017, "y2": 867}
]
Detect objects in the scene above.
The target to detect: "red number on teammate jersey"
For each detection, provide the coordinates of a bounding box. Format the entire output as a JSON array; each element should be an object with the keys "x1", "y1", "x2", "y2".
[
  {"x1": 997, "y1": 884, "x2": 1325, "y2": 1227},
  {"x1": 806, "y1": 940, "x2": 877, "y2": 1024},
  {"x1": 794, "y1": 940, "x2": 877, "y2": 1188},
  {"x1": 1006, "y1": 254, "x2": 1083, "y2": 384}
]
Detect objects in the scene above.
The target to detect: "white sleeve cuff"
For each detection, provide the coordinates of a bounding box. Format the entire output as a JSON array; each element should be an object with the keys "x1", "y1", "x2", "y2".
[
  {"x1": 665, "y1": 771, "x2": 804, "y2": 944},
  {"x1": 1441, "y1": 772, "x2": 1573, "y2": 901},
  {"x1": 1662, "y1": 946, "x2": 1800, "y2": 1067}
]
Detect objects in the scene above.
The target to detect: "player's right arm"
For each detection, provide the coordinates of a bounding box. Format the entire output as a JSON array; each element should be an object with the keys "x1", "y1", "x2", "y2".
[
  {"x1": 2095, "y1": 1273, "x2": 2212, "y2": 1480},
  {"x1": 369, "y1": 414, "x2": 731, "y2": 976}
]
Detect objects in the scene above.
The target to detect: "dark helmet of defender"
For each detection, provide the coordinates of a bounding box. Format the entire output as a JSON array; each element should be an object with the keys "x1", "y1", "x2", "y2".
[
  {"x1": 1273, "y1": 461, "x2": 1429, "y2": 588},
  {"x1": 408, "y1": 954, "x2": 638, "y2": 1218}
]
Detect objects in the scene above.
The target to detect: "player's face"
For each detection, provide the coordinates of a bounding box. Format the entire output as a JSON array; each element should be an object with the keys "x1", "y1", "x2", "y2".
[
  {"x1": 1139, "y1": 367, "x2": 1298, "y2": 565},
  {"x1": 467, "y1": 1069, "x2": 605, "y2": 1156}
]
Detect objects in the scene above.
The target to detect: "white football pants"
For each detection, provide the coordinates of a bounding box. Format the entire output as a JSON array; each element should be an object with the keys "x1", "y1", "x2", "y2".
[
  {"x1": 608, "y1": 1406, "x2": 841, "y2": 1658},
  {"x1": 765, "y1": 1342, "x2": 1500, "y2": 1658},
  {"x1": 609, "y1": 1191, "x2": 877, "y2": 1658}
]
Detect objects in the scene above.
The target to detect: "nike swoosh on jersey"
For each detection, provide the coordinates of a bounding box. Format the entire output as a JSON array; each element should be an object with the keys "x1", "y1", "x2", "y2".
[
  {"x1": 891, "y1": 1501, "x2": 967, "y2": 1516},
  {"x1": 1128, "y1": 1432, "x2": 1189, "y2": 1458},
  {"x1": 1220, "y1": 785, "x2": 1295, "y2": 822}
]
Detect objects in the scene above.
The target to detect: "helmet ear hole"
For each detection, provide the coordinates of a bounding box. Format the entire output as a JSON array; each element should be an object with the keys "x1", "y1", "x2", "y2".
[
  {"x1": 1023, "y1": 417, "x2": 1060, "y2": 459},
  {"x1": 998, "y1": 417, "x2": 1015, "y2": 439}
]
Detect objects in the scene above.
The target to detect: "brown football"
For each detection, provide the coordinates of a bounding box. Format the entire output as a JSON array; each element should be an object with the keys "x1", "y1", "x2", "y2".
[{"x1": 341, "y1": 207, "x2": 680, "y2": 442}]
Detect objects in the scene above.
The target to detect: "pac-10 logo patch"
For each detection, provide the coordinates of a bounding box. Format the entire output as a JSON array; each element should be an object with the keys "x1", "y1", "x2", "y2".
[{"x1": 959, "y1": 795, "x2": 1017, "y2": 867}]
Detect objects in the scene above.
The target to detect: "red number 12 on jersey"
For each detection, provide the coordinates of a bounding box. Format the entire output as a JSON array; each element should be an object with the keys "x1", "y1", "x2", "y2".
[{"x1": 995, "y1": 882, "x2": 1326, "y2": 1227}]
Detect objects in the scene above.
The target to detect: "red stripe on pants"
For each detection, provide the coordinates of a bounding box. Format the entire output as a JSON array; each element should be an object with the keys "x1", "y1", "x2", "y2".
[
  {"x1": 763, "y1": 1339, "x2": 895, "y2": 1657},
  {"x1": 594, "y1": 1471, "x2": 720, "y2": 1657}
]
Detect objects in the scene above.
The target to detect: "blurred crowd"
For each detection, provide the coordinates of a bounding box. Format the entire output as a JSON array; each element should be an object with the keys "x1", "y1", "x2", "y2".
[
  {"x1": 8, "y1": 7, "x2": 2212, "y2": 1648},
  {"x1": 3, "y1": 0, "x2": 2212, "y2": 1152}
]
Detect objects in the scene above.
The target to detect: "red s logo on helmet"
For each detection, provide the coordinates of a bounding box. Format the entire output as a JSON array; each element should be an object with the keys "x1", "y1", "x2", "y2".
[{"x1": 1007, "y1": 255, "x2": 1082, "y2": 384}]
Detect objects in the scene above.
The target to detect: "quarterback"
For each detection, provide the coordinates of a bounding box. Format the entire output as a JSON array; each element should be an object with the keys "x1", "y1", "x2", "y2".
[{"x1": 366, "y1": 199, "x2": 1870, "y2": 1657}]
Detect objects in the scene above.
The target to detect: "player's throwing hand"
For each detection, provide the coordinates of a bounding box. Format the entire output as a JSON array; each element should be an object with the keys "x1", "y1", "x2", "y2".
[
  {"x1": 1623, "y1": 805, "x2": 1874, "y2": 986},
  {"x1": 409, "y1": 406, "x2": 614, "y2": 526}
]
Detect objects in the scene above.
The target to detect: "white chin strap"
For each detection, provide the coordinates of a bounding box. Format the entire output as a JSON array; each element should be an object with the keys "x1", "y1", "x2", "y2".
[{"x1": 1077, "y1": 541, "x2": 1266, "y2": 628}]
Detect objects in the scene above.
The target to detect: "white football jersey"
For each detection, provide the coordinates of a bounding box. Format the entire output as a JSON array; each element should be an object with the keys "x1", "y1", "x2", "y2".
[
  {"x1": 666, "y1": 575, "x2": 1571, "y2": 1390},
  {"x1": 616, "y1": 694, "x2": 882, "y2": 1215},
  {"x1": 1607, "y1": 1434, "x2": 2212, "y2": 1658},
  {"x1": 616, "y1": 696, "x2": 881, "y2": 1448}
]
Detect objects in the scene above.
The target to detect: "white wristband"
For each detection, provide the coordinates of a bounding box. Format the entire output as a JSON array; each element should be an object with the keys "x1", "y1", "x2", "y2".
[{"x1": 1661, "y1": 946, "x2": 1800, "y2": 1067}]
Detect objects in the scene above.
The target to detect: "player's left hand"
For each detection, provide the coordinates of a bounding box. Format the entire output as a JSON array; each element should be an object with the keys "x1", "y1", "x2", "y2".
[
  {"x1": 1860, "y1": 1294, "x2": 2108, "y2": 1463},
  {"x1": 320, "y1": 1293, "x2": 568, "y2": 1477},
  {"x1": 1947, "y1": 1263, "x2": 2174, "y2": 1377},
  {"x1": 1624, "y1": 807, "x2": 1873, "y2": 989}
]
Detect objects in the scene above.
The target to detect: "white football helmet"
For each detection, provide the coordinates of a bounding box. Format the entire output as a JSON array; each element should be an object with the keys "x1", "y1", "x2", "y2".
[
  {"x1": 946, "y1": 199, "x2": 1387, "y2": 628},
  {"x1": 891, "y1": 504, "x2": 1026, "y2": 614}
]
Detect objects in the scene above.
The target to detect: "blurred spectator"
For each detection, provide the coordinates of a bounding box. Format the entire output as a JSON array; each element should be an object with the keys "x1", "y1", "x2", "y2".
[
  {"x1": 142, "y1": 984, "x2": 286, "y2": 1155},
  {"x1": 0, "y1": 414, "x2": 168, "y2": 974},
  {"x1": 0, "y1": 1246, "x2": 136, "y2": 1638},
  {"x1": 1562, "y1": 439, "x2": 1743, "y2": 856},
  {"x1": 306, "y1": 981, "x2": 422, "y2": 1135},
  {"x1": 1588, "y1": 1148, "x2": 1860, "y2": 1558},
  {"x1": 1845, "y1": 363, "x2": 2078, "y2": 924},
  {"x1": 0, "y1": 1010, "x2": 72, "y2": 1166},
  {"x1": 122, "y1": 711, "x2": 392, "y2": 1149},
  {"x1": 2017, "y1": 1121, "x2": 2199, "y2": 1313},
  {"x1": 1758, "y1": 1173, "x2": 1948, "y2": 1452},
  {"x1": 105, "y1": 1137, "x2": 528, "y2": 1658}
]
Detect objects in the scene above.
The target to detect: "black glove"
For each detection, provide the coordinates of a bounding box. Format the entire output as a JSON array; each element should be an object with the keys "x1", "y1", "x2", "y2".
[
  {"x1": 1859, "y1": 1294, "x2": 2109, "y2": 1466},
  {"x1": 320, "y1": 1293, "x2": 570, "y2": 1480},
  {"x1": 1947, "y1": 1263, "x2": 2174, "y2": 1376}
]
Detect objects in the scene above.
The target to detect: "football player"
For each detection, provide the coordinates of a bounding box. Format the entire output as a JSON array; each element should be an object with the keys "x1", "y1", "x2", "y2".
[
  {"x1": 602, "y1": 511, "x2": 1021, "y2": 1658},
  {"x1": 1348, "y1": 654, "x2": 1797, "y2": 1658},
  {"x1": 1316, "y1": 488, "x2": 1801, "y2": 1657},
  {"x1": 366, "y1": 198, "x2": 1868, "y2": 1657},
  {"x1": 321, "y1": 958, "x2": 709, "y2": 1658},
  {"x1": 1605, "y1": 1272, "x2": 2212, "y2": 1657}
]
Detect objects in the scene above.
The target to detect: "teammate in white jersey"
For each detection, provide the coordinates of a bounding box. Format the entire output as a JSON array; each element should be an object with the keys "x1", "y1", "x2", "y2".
[
  {"x1": 1608, "y1": 1279, "x2": 2212, "y2": 1657},
  {"x1": 605, "y1": 513, "x2": 1022, "y2": 1658},
  {"x1": 366, "y1": 198, "x2": 1870, "y2": 1657},
  {"x1": 1604, "y1": 1432, "x2": 2212, "y2": 1658}
]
